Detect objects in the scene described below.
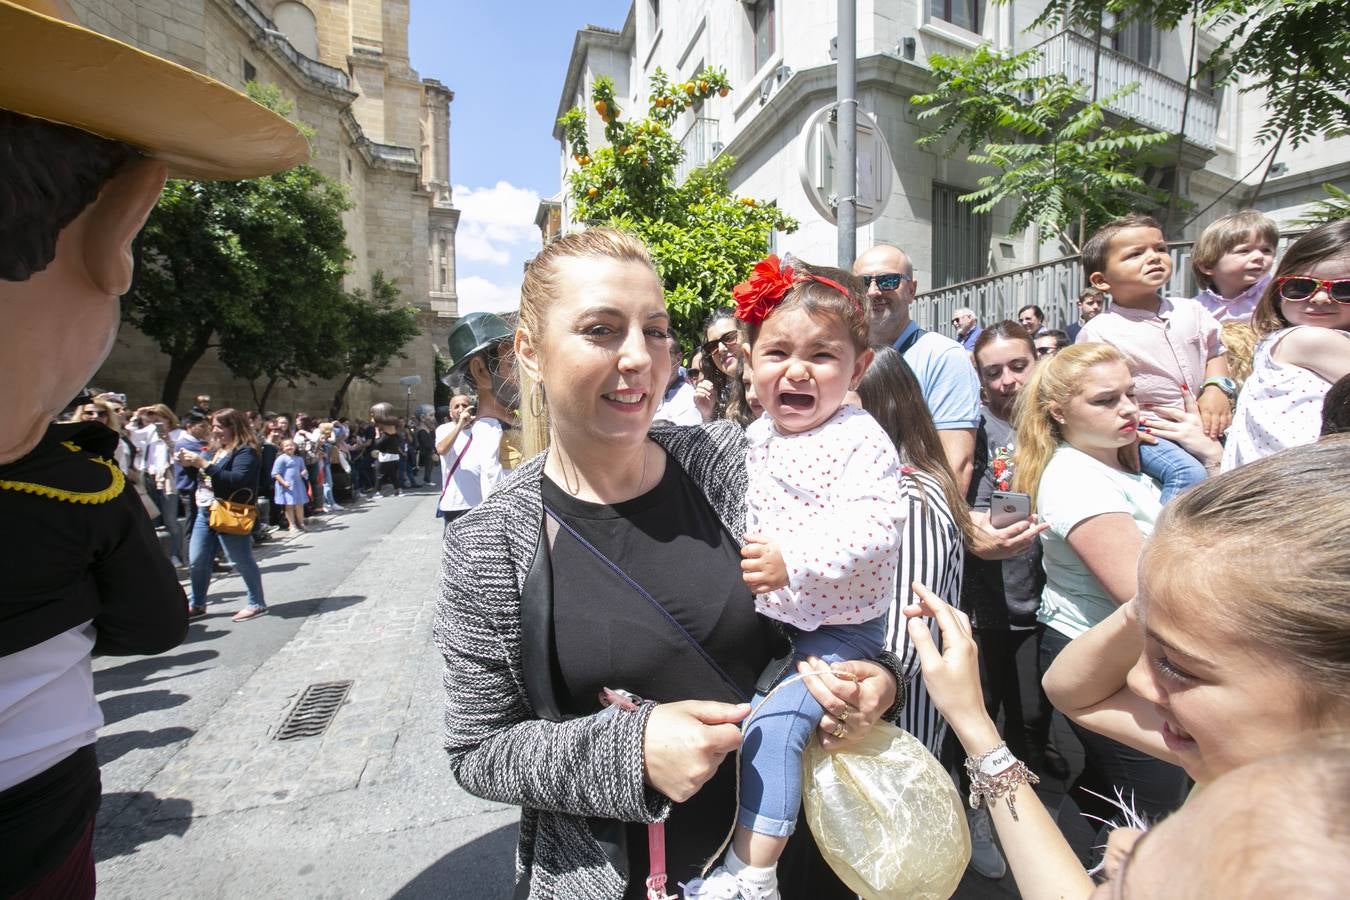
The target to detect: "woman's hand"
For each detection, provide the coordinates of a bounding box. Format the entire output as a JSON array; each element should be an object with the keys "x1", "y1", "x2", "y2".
[
  {"x1": 967, "y1": 511, "x2": 1050, "y2": 561},
  {"x1": 799, "y1": 656, "x2": 898, "y2": 751},
  {"x1": 693, "y1": 379, "x2": 717, "y2": 422},
  {"x1": 903, "y1": 581, "x2": 998, "y2": 748},
  {"x1": 1139, "y1": 390, "x2": 1223, "y2": 467},
  {"x1": 643, "y1": 700, "x2": 749, "y2": 802}
]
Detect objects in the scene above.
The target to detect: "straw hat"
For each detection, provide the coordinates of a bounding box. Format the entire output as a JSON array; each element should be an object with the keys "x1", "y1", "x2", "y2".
[{"x1": 0, "y1": 0, "x2": 309, "y2": 179}]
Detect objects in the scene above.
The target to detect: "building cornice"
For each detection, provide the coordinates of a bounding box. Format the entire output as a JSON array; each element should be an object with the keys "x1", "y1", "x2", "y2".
[
  {"x1": 340, "y1": 109, "x2": 421, "y2": 174},
  {"x1": 215, "y1": 0, "x2": 357, "y2": 103},
  {"x1": 552, "y1": 20, "x2": 634, "y2": 142}
]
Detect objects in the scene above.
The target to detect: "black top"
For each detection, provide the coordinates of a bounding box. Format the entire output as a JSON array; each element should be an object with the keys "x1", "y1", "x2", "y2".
[
  {"x1": 205, "y1": 444, "x2": 260, "y2": 505},
  {"x1": 544, "y1": 460, "x2": 847, "y2": 898},
  {"x1": 0, "y1": 421, "x2": 187, "y2": 658},
  {"x1": 375, "y1": 433, "x2": 401, "y2": 455},
  {"x1": 962, "y1": 407, "x2": 1044, "y2": 630},
  {"x1": 255, "y1": 441, "x2": 279, "y2": 495}
]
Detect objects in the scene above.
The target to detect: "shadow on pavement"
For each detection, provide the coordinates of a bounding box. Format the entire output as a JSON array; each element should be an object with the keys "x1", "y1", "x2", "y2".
[
  {"x1": 265, "y1": 593, "x2": 366, "y2": 620},
  {"x1": 95, "y1": 649, "x2": 220, "y2": 693},
  {"x1": 94, "y1": 792, "x2": 194, "y2": 862},
  {"x1": 98, "y1": 689, "x2": 190, "y2": 726},
  {"x1": 389, "y1": 821, "x2": 518, "y2": 899},
  {"x1": 97, "y1": 726, "x2": 196, "y2": 766}
]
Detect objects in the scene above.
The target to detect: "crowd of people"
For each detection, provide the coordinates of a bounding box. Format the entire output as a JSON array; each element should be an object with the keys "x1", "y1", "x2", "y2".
[
  {"x1": 435, "y1": 215, "x2": 1348, "y2": 900},
  {"x1": 55, "y1": 390, "x2": 444, "y2": 622}
]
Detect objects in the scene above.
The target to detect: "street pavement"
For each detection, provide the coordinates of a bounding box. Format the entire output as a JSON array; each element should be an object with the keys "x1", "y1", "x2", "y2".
[
  {"x1": 93, "y1": 485, "x2": 1073, "y2": 899},
  {"x1": 93, "y1": 487, "x2": 517, "y2": 899}
]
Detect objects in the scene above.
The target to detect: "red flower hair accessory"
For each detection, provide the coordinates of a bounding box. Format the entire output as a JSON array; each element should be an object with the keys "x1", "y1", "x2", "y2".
[{"x1": 733, "y1": 255, "x2": 796, "y2": 325}]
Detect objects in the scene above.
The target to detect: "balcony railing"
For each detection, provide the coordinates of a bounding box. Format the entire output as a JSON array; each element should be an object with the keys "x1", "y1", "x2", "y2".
[
  {"x1": 915, "y1": 232, "x2": 1305, "y2": 333},
  {"x1": 231, "y1": 0, "x2": 351, "y2": 92},
  {"x1": 1033, "y1": 30, "x2": 1218, "y2": 150},
  {"x1": 676, "y1": 117, "x2": 720, "y2": 183}
]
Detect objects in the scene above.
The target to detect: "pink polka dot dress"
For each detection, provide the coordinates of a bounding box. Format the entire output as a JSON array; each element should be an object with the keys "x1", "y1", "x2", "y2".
[{"x1": 744, "y1": 405, "x2": 906, "y2": 630}]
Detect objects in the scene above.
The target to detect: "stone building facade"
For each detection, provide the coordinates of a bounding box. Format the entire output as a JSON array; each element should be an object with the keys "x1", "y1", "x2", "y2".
[
  {"x1": 76, "y1": 0, "x2": 459, "y2": 417},
  {"x1": 554, "y1": 2, "x2": 1349, "y2": 298}
]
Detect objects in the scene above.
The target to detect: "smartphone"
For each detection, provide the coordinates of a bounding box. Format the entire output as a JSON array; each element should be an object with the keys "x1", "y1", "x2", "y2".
[{"x1": 989, "y1": 490, "x2": 1032, "y2": 528}]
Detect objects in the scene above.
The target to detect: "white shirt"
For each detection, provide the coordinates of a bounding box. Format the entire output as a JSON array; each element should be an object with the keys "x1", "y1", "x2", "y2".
[
  {"x1": 1222, "y1": 327, "x2": 1345, "y2": 471},
  {"x1": 435, "y1": 417, "x2": 506, "y2": 512},
  {"x1": 0, "y1": 623, "x2": 102, "y2": 791},
  {"x1": 744, "y1": 405, "x2": 906, "y2": 630},
  {"x1": 654, "y1": 380, "x2": 703, "y2": 426}
]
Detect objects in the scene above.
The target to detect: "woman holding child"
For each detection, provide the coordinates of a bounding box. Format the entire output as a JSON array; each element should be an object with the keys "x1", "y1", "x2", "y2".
[{"x1": 434, "y1": 229, "x2": 902, "y2": 899}]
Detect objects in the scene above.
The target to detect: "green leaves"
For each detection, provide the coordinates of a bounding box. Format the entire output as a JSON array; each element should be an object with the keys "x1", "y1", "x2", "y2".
[
  {"x1": 558, "y1": 68, "x2": 796, "y2": 347},
  {"x1": 1293, "y1": 183, "x2": 1350, "y2": 227},
  {"x1": 910, "y1": 41, "x2": 1171, "y2": 248}
]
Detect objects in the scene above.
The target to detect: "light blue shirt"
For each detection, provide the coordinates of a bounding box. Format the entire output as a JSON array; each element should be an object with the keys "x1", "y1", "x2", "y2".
[{"x1": 893, "y1": 322, "x2": 982, "y2": 430}]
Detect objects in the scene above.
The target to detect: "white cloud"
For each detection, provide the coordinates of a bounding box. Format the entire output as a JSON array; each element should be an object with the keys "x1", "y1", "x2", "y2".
[
  {"x1": 457, "y1": 275, "x2": 521, "y2": 315},
  {"x1": 454, "y1": 181, "x2": 541, "y2": 268}
]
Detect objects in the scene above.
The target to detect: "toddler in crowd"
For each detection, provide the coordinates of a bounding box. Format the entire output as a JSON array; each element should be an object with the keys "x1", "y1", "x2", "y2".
[
  {"x1": 271, "y1": 439, "x2": 309, "y2": 532},
  {"x1": 685, "y1": 256, "x2": 905, "y2": 900},
  {"x1": 1076, "y1": 214, "x2": 1233, "y2": 502},
  {"x1": 1222, "y1": 219, "x2": 1350, "y2": 470},
  {"x1": 1190, "y1": 209, "x2": 1279, "y2": 323}
]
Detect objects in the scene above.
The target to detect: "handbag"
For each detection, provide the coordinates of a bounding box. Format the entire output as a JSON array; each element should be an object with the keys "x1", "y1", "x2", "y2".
[{"x1": 209, "y1": 489, "x2": 257, "y2": 535}]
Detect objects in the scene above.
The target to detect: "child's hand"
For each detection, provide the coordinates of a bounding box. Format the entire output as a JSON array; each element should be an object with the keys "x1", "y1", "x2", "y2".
[
  {"x1": 741, "y1": 534, "x2": 788, "y2": 594},
  {"x1": 1194, "y1": 386, "x2": 1231, "y2": 439}
]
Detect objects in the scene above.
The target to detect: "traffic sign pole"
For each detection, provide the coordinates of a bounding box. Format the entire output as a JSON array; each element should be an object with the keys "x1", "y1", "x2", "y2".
[{"x1": 836, "y1": 0, "x2": 857, "y2": 268}]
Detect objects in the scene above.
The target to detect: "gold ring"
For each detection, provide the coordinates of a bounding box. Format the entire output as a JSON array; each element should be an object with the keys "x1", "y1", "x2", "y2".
[
  {"x1": 832, "y1": 721, "x2": 846, "y2": 739},
  {"x1": 837, "y1": 707, "x2": 850, "y2": 722}
]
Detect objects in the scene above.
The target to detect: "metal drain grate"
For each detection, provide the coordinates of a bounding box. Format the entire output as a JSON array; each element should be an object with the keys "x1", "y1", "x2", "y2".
[{"x1": 275, "y1": 680, "x2": 353, "y2": 741}]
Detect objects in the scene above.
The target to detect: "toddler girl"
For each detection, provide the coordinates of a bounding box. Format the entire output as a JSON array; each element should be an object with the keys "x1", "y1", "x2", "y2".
[
  {"x1": 271, "y1": 439, "x2": 309, "y2": 532},
  {"x1": 686, "y1": 256, "x2": 906, "y2": 900},
  {"x1": 1223, "y1": 219, "x2": 1350, "y2": 470}
]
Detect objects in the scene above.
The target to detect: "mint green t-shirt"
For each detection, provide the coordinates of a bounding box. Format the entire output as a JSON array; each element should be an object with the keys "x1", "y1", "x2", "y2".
[{"x1": 1037, "y1": 446, "x2": 1162, "y2": 639}]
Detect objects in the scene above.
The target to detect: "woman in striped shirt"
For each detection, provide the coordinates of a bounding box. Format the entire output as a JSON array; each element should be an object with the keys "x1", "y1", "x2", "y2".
[{"x1": 857, "y1": 346, "x2": 970, "y2": 754}]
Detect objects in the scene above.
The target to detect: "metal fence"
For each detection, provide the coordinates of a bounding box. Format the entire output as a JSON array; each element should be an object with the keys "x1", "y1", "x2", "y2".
[
  {"x1": 1032, "y1": 30, "x2": 1218, "y2": 149},
  {"x1": 915, "y1": 232, "x2": 1305, "y2": 335}
]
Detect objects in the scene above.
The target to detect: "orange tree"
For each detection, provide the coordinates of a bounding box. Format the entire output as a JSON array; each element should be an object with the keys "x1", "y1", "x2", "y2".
[{"x1": 558, "y1": 68, "x2": 796, "y2": 349}]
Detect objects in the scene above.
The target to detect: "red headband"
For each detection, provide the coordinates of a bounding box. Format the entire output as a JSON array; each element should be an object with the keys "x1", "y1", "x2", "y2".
[{"x1": 732, "y1": 255, "x2": 860, "y2": 325}]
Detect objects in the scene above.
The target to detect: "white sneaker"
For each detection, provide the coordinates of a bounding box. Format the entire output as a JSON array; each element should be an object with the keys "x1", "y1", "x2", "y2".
[
  {"x1": 681, "y1": 865, "x2": 779, "y2": 900},
  {"x1": 967, "y1": 806, "x2": 1008, "y2": 879}
]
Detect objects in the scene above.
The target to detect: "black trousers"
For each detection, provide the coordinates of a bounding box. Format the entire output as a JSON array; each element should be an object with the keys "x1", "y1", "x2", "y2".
[
  {"x1": 976, "y1": 625, "x2": 1053, "y2": 762},
  {"x1": 1040, "y1": 626, "x2": 1187, "y2": 862}
]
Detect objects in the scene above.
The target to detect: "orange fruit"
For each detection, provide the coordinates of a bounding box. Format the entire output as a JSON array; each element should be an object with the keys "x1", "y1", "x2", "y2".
[
  {"x1": 594, "y1": 100, "x2": 609, "y2": 119},
  {"x1": 719, "y1": 86, "x2": 729, "y2": 97},
  {"x1": 587, "y1": 187, "x2": 599, "y2": 198}
]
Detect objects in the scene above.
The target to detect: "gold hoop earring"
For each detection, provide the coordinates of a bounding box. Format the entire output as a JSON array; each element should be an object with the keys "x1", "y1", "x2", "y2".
[{"x1": 530, "y1": 381, "x2": 545, "y2": 418}]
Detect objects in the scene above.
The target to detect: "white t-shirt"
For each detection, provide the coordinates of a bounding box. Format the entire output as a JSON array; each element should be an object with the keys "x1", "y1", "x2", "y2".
[
  {"x1": 654, "y1": 381, "x2": 703, "y2": 426},
  {"x1": 1222, "y1": 326, "x2": 1346, "y2": 471},
  {"x1": 1037, "y1": 446, "x2": 1161, "y2": 639},
  {"x1": 0, "y1": 623, "x2": 101, "y2": 791},
  {"x1": 435, "y1": 417, "x2": 505, "y2": 512}
]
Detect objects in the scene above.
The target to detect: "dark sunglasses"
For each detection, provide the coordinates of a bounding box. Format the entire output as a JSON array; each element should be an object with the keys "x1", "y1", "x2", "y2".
[
  {"x1": 1276, "y1": 275, "x2": 1350, "y2": 304},
  {"x1": 702, "y1": 330, "x2": 739, "y2": 353},
  {"x1": 859, "y1": 272, "x2": 911, "y2": 291}
]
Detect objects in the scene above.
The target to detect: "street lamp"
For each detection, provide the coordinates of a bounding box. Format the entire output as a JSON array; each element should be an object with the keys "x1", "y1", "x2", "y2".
[{"x1": 399, "y1": 374, "x2": 422, "y2": 422}]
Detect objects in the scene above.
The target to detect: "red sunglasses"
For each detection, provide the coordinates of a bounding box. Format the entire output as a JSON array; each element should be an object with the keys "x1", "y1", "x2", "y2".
[{"x1": 1276, "y1": 275, "x2": 1350, "y2": 304}]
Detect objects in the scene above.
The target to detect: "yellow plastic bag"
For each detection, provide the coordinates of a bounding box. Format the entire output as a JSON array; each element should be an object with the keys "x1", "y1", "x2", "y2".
[{"x1": 802, "y1": 721, "x2": 970, "y2": 900}]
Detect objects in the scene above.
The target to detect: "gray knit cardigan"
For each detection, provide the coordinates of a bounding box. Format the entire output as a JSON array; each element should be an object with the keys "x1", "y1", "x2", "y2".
[{"x1": 434, "y1": 421, "x2": 754, "y2": 899}]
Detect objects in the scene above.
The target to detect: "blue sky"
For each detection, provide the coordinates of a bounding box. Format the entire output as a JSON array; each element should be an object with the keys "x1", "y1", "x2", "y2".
[{"x1": 409, "y1": 1, "x2": 632, "y2": 314}]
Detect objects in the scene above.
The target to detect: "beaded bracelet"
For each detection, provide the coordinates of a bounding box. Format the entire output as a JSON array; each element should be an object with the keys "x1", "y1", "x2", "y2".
[{"x1": 965, "y1": 742, "x2": 1040, "y2": 822}]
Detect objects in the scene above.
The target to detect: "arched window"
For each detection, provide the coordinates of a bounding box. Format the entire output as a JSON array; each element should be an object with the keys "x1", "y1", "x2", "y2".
[{"x1": 273, "y1": 1, "x2": 318, "y2": 60}]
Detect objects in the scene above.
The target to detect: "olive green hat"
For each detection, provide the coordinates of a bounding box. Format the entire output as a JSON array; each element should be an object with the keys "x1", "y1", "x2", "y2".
[{"x1": 444, "y1": 312, "x2": 513, "y2": 381}]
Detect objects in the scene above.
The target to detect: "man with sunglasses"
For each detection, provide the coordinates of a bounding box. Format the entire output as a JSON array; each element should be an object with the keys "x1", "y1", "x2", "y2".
[
  {"x1": 952, "y1": 308, "x2": 982, "y2": 351},
  {"x1": 854, "y1": 244, "x2": 982, "y2": 494}
]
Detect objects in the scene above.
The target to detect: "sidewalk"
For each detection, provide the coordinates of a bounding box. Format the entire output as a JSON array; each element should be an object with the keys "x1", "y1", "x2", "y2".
[{"x1": 94, "y1": 492, "x2": 518, "y2": 899}]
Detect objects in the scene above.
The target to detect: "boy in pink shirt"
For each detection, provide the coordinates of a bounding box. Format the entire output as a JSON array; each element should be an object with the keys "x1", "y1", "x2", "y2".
[
  {"x1": 1076, "y1": 214, "x2": 1233, "y2": 501},
  {"x1": 1190, "y1": 210, "x2": 1278, "y2": 323}
]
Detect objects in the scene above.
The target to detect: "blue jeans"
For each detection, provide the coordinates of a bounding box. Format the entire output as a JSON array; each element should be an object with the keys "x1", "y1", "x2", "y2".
[
  {"x1": 1139, "y1": 437, "x2": 1207, "y2": 504},
  {"x1": 188, "y1": 506, "x2": 266, "y2": 611},
  {"x1": 738, "y1": 618, "x2": 884, "y2": 837}
]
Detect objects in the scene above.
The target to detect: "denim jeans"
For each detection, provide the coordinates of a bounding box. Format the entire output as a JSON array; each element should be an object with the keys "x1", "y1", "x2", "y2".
[
  {"x1": 1139, "y1": 437, "x2": 1207, "y2": 504},
  {"x1": 188, "y1": 506, "x2": 266, "y2": 610},
  {"x1": 738, "y1": 618, "x2": 885, "y2": 836}
]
